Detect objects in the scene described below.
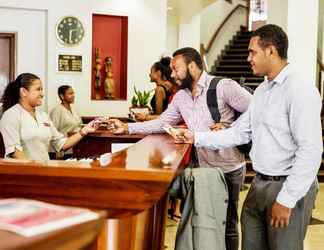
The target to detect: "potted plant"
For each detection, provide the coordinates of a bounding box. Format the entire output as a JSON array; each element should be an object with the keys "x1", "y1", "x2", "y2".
[{"x1": 129, "y1": 86, "x2": 153, "y2": 118}]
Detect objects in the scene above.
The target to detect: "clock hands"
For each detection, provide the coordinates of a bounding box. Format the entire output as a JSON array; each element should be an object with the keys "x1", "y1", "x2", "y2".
[{"x1": 69, "y1": 29, "x2": 77, "y2": 43}]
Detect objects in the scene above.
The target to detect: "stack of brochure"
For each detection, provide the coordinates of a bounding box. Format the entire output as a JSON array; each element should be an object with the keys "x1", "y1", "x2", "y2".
[{"x1": 0, "y1": 198, "x2": 99, "y2": 237}]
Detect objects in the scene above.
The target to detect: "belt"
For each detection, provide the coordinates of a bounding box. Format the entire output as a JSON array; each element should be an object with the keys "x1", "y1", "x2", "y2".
[{"x1": 256, "y1": 172, "x2": 288, "y2": 181}]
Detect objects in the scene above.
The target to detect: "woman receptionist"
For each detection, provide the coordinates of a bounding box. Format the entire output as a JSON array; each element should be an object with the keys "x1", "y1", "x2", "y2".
[
  {"x1": 50, "y1": 85, "x2": 82, "y2": 136},
  {"x1": 0, "y1": 73, "x2": 99, "y2": 162}
]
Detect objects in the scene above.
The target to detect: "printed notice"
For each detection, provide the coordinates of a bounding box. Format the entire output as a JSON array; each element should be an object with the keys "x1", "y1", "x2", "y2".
[{"x1": 58, "y1": 55, "x2": 82, "y2": 72}]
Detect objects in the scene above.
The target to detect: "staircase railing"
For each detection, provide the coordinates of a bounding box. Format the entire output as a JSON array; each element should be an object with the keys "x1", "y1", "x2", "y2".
[
  {"x1": 317, "y1": 49, "x2": 324, "y2": 97},
  {"x1": 200, "y1": 4, "x2": 249, "y2": 58}
]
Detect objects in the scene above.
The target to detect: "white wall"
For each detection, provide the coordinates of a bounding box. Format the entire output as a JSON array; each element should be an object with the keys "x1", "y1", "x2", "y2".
[
  {"x1": 0, "y1": 7, "x2": 46, "y2": 105},
  {"x1": 267, "y1": 0, "x2": 318, "y2": 85},
  {"x1": 166, "y1": 7, "x2": 179, "y2": 55},
  {"x1": 178, "y1": 14, "x2": 201, "y2": 51},
  {"x1": 287, "y1": 0, "x2": 318, "y2": 84},
  {"x1": 0, "y1": 0, "x2": 167, "y2": 116},
  {"x1": 200, "y1": 0, "x2": 247, "y2": 70},
  {"x1": 267, "y1": 0, "x2": 288, "y2": 32}
]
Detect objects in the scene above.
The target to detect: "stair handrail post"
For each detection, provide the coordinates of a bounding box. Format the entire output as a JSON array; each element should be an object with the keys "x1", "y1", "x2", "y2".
[{"x1": 317, "y1": 49, "x2": 324, "y2": 97}]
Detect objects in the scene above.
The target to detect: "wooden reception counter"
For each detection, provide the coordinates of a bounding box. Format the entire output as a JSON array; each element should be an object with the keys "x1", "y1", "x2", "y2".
[{"x1": 0, "y1": 134, "x2": 190, "y2": 250}]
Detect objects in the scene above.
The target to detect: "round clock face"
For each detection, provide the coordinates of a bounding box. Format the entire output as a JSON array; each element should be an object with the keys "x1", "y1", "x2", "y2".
[{"x1": 56, "y1": 16, "x2": 85, "y2": 46}]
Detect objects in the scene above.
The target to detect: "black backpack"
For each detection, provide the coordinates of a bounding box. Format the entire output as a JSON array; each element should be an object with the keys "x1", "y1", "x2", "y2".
[{"x1": 206, "y1": 77, "x2": 252, "y2": 156}]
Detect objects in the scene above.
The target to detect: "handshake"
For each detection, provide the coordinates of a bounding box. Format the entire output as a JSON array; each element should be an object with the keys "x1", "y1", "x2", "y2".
[{"x1": 80, "y1": 116, "x2": 110, "y2": 135}]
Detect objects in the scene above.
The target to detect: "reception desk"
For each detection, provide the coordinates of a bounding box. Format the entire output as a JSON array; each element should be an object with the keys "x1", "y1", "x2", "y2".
[
  {"x1": 72, "y1": 131, "x2": 144, "y2": 158},
  {"x1": 0, "y1": 134, "x2": 190, "y2": 250}
]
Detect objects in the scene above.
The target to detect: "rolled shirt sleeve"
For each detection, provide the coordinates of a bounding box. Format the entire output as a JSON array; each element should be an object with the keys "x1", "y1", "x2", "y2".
[
  {"x1": 128, "y1": 97, "x2": 182, "y2": 134},
  {"x1": 48, "y1": 118, "x2": 67, "y2": 152},
  {"x1": 0, "y1": 109, "x2": 23, "y2": 157}
]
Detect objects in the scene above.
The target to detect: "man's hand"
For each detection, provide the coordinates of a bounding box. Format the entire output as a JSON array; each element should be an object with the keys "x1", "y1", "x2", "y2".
[
  {"x1": 210, "y1": 122, "x2": 230, "y2": 131},
  {"x1": 172, "y1": 129, "x2": 195, "y2": 144},
  {"x1": 134, "y1": 113, "x2": 147, "y2": 121},
  {"x1": 270, "y1": 201, "x2": 292, "y2": 228},
  {"x1": 107, "y1": 119, "x2": 128, "y2": 134}
]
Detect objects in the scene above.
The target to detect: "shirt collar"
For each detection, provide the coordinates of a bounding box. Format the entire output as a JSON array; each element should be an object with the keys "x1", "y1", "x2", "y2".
[
  {"x1": 267, "y1": 63, "x2": 290, "y2": 86},
  {"x1": 184, "y1": 70, "x2": 207, "y2": 97},
  {"x1": 190, "y1": 71, "x2": 208, "y2": 96}
]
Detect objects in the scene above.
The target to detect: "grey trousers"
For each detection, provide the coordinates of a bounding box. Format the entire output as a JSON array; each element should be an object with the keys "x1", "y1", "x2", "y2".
[
  {"x1": 241, "y1": 175, "x2": 318, "y2": 250},
  {"x1": 224, "y1": 166, "x2": 245, "y2": 250}
]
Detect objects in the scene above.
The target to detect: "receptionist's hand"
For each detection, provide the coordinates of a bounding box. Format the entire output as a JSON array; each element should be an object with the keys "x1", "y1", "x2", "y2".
[
  {"x1": 81, "y1": 119, "x2": 101, "y2": 135},
  {"x1": 107, "y1": 119, "x2": 128, "y2": 134}
]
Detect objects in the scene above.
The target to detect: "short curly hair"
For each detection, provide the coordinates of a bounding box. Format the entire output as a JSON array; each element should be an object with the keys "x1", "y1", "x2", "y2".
[
  {"x1": 172, "y1": 47, "x2": 203, "y2": 70},
  {"x1": 252, "y1": 24, "x2": 288, "y2": 59}
]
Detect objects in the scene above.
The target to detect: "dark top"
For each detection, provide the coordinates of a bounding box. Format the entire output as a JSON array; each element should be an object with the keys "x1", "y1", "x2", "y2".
[{"x1": 150, "y1": 85, "x2": 171, "y2": 114}]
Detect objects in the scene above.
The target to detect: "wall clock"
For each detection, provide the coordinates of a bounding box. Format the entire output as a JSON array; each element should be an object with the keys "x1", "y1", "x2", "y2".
[{"x1": 56, "y1": 16, "x2": 85, "y2": 46}]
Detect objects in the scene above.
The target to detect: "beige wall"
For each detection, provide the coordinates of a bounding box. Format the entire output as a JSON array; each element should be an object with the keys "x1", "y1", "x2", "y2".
[{"x1": 0, "y1": 0, "x2": 167, "y2": 117}]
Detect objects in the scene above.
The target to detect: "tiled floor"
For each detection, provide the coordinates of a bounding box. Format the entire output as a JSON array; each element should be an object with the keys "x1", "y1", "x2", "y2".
[{"x1": 165, "y1": 183, "x2": 324, "y2": 250}]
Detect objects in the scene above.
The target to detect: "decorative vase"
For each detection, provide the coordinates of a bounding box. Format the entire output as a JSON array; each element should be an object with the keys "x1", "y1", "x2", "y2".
[{"x1": 129, "y1": 106, "x2": 150, "y2": 119}]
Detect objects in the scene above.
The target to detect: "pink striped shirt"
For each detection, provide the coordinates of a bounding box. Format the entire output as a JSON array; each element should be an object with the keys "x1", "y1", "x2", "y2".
[{"x1": 129, "y1": 71, "x2": 252, "y2": 173}]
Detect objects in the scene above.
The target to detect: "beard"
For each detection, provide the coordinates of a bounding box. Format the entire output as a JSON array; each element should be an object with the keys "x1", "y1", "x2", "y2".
[{"x1": 179, "y1": 69, "x2": 194, "y2": 91}]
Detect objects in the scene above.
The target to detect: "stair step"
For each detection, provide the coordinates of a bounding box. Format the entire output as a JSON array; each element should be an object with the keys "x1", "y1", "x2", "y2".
[
  {"x1": 214, "y1": 71, "x2": 256, "y2": 77},
  {"x1": 239, "y1": 31, "x2": 253, "y2": 36},
  {"x1": 236, "y1": 34, "x2": 252, "y2": 39},
  {"x1": 222, "y1": 54, "x2": 248, "y2": 60},
  {"x1": 229, "y1": 44, "x2": 249, "y2": 49},
  {"x1": 225, "y1": 48, "x2": 249, "y2": 54},
  {"x1": 244, "y1": 82, "x2": 262, "y2": 87},
  {"x1": 232, "y1": 37, "x2": 250, "y2": 44},
  {"x1": 215, "y1": 65, "x2": 252, "y2": 71},
  {"x1": 225, "y1": 49, "x2": 249, "y2": 55},
  {"x1": 232, "y1": 39, "x2": 250, "y2": 44},
  {"x1": 231, "y1": 77, "x2": 264, "y2": 83},
  {"x1": 219, "y1": 60, "x2": 249, "y2": 66}
]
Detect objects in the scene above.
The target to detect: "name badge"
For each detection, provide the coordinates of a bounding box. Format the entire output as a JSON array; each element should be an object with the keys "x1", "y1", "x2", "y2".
[{"x1": 43, "y1": 122, "x2": 50, "y2": 127}]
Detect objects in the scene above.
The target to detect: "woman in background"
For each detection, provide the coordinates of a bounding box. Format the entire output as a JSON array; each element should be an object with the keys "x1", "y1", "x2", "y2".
[
  {"x1": 50, "y1": 85, "x2": 82, "y2": 158},
  {"x1": 135, "y1": 57, "x2": 176, "y2": 121},
  {"x1": 50, "y1": 85, "x2": 82, "y2": 136},
  {"x1": 0, "y1": 73, "x2": 99, "y2": 162}
]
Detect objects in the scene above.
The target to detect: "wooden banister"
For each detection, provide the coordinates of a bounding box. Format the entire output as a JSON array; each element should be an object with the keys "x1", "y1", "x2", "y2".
[
  {"x1": 317, "y1": 50, "x2": 324, "y2": 95},
  {"x1": 201, "y1": 4, "x2": 248, "y2": 56},
  {"x1": 318, "y1": 49, "x2": 324, "y2": 72}
]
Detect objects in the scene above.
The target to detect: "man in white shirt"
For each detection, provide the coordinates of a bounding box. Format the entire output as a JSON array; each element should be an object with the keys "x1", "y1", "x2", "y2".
[{"x1": 179, "y1": 24, "x2": 322, "y2": 250}]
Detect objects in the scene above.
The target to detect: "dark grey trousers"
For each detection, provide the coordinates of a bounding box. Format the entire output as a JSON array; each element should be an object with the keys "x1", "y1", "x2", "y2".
[
  {"x1": 224, "y1": 166, "x2": 245, "y2": 250},
  {"x1": 241, "y1": 175, "x2": 318, "y2": 250}
]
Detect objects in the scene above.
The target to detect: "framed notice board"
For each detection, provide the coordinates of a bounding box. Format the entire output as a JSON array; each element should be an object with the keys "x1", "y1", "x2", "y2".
[{"x1": 58, "y1": 54, "x2": 82, "y2": 72}]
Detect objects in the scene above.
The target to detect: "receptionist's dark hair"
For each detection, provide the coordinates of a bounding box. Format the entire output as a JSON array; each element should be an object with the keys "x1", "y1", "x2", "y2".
[
  {"x1": 1, "y1": 73, "x2": 40, "y2": 112},
  {"x1": 58, "y1": 85, "x2": 72, "y2": 101}
]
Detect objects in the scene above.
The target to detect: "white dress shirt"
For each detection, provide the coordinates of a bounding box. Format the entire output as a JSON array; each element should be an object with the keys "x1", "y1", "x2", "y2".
[{"x1": 195, "y1": 64, "x2": 323, "y2": 208}]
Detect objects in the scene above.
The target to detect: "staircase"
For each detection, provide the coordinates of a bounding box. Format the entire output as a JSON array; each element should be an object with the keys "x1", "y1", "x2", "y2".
[{"x1": 210, "y1": 26, "x2": 264, "y2": 90}]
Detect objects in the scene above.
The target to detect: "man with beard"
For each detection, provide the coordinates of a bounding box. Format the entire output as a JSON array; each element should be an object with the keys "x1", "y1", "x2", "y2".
[
  {"x1": 108, "y1": 47, "x2": 252, "y2": 250},
  {"x1": 178, "y1": 25, "x2": 322, "y2": 250}
]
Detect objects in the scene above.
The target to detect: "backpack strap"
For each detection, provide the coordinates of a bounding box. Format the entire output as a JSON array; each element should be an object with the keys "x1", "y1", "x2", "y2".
[{"x1": 206, "y1": 77, "x2": 222, "y2": 122}]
